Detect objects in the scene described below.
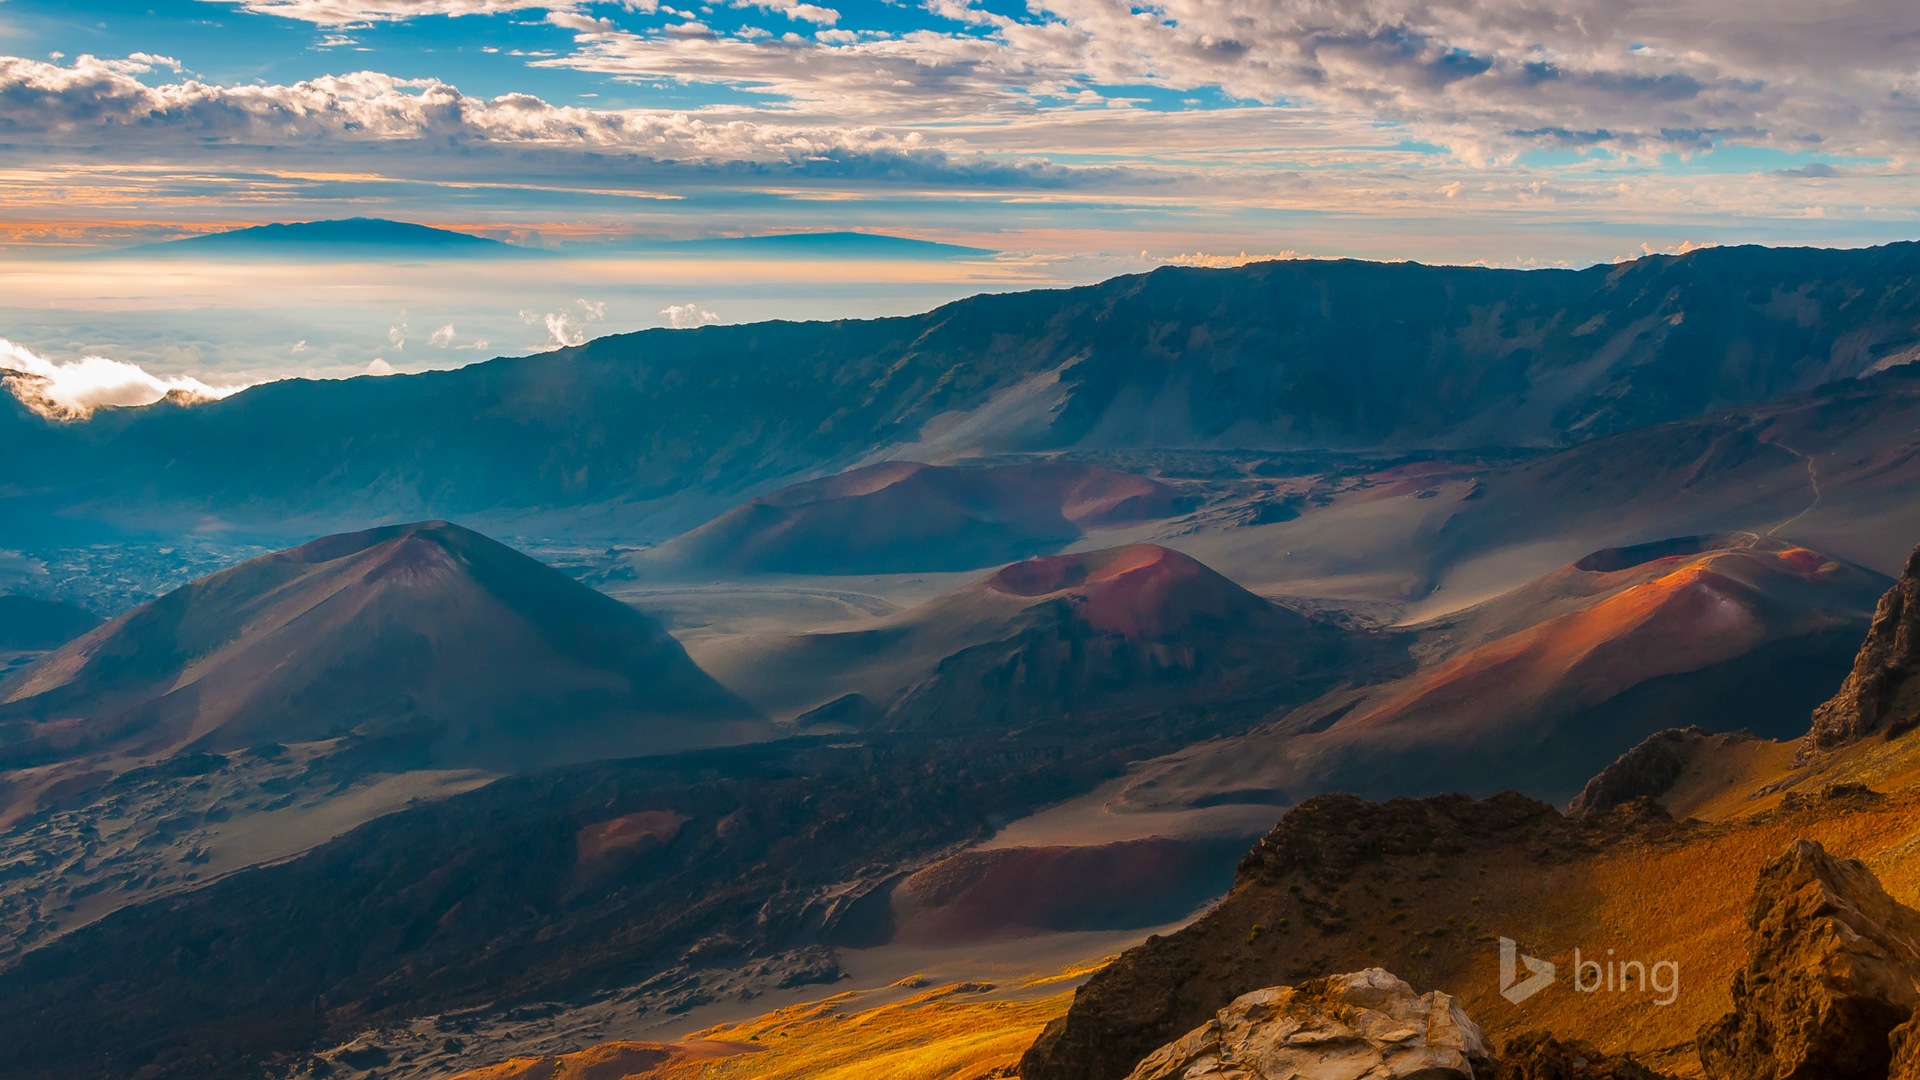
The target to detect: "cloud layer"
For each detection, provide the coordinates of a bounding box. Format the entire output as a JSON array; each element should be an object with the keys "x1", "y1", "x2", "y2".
[
  {"x1": 0, "y1": 339, "x2": 249, "y2": 420},
  {"x1": 0, "y1": 0, "x2": 1915, "y2": 261}
]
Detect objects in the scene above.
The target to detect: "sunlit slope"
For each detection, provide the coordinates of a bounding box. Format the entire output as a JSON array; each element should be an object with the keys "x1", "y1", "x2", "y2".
[
  {"x1": 1022, "y1": 776, "x2": 1920, "y2": 1080},
  {"x1": 448, "y1": 981, "x2": 1077, "y2": 1080},
  {"x1": 1118, "y1": 539, "x2": 1883, "y2": 810}
]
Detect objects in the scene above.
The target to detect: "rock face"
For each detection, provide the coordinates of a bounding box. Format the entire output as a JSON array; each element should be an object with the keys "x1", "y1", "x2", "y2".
[
  {"x1": 1895, "y1": 1018, "x2": 1920, "y2": 1080},
  {"x1": 1697, "y1": 838, "x2": 1920, "y2": 1079},
  {"x1": 1568, "y1": 727, "x2": 1714, "y2": 817},
  {"x1": 1123, "y1": 968, "x2": 1493, "y2": 1080},
  {"x1": 1804, "y1": 542, "x2": 1920, "y2": 756},
  {"x1": 1497, "y1": 1032, "x2": 1674, "y2": 1080}
]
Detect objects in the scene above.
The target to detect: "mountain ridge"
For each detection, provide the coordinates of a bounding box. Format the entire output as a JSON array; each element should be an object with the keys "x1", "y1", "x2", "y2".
[{"x1": 11, "y1": 241, "x2": 1920, "y2": 534}]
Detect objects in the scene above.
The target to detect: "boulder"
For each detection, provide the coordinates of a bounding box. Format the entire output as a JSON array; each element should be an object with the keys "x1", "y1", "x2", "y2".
[
  {"x1": 1697, "y1": 838, "x2": 1920, "y2": 1079},
  {"x1": 1123, "y1": 967, "x2": 1493, "y2": 1080},
  {"x1": 1803, "y1": 542, "x2": 1920, "y2": 756}
]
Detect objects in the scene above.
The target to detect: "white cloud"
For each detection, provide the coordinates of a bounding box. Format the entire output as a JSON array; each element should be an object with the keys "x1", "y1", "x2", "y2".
[
  {"x1": 428, "y1": 323, "x2": 456, "y2": 346},
  {"x1": 660, "y1": 302, "x2": 720, "y2": 328},
  {"x1": 733, "y1": 0, "x2": 839, "y2": 26},
  {"x1": 521, "y1": 299, "x2": 605, "y2": 349},
  {"x1": 199, "y1": 0, "x2": 564, "y2": 26},
  {"x1": 0, "y1": 54, "x2": 1055, "y2": 186},
  {"x1": 533, "y1": 0, "x2": 1920, "y2": 159},
  {"x1": 0, "y1": 338, "x2": 248, "y2": 420}
]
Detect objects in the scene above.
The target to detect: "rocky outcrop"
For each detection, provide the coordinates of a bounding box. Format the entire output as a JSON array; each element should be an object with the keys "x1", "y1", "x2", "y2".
[
  {"x1": 1697, "y1": 839, "x2": 1920, "y2": 1079},
  {"x1": 1568, "y1": 727, "x2": 1714, "y2": 817},
  {"x1": 1018, "y1": 792, "x2": 1677, "y2": 1080},
  {"x1": 1894, "y1": 1017, "x2": 1920, "y2": 1080},
  {"x1": 1496, "y1": 1032, "x2": 1674, "y2": 1079},
  {"x1": 1123, "y1": 968, "x2": 1493, "y2": 1080},
  {"x1": 1803, "y1": 542, "x2": 1920, "y2": 757}
]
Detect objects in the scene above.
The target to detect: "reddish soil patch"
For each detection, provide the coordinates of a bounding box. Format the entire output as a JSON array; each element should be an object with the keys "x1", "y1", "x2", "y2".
[{"x1": 576, "y1": 810, "x2": 688, "y2": 862}]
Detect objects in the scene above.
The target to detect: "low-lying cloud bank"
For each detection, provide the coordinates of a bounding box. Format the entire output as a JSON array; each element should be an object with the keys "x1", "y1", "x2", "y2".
[{"x1": 0, "y1": 339, "x2": 250, "y2": 420}]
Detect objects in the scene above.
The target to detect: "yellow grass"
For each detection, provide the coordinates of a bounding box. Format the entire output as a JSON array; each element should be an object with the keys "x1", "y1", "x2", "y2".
[
  {"x1": 658, "y1": 984, "x2": 1070, "y2": 1080},
  {"x1": 450, "y1": 982, "x2": 1074, "y2": 1080}
]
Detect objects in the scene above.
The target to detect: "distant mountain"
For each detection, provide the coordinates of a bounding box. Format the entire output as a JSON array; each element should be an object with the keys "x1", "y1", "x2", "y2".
[
  {"x1": 649, "y1": 460, "x2": 1192, "y2": 574},
  {"x1": 0, "y1": 521, "x2": 764, "y2": 774},
  {"x1": 11, "y1": 242, "x2": 1920, "y2": 534},
  {"x1": 121, "y1": 218, "x2": 524, "y2": 259},
  {"x1": 632, "y1": 230, "x2": 994, "y2": 260}
]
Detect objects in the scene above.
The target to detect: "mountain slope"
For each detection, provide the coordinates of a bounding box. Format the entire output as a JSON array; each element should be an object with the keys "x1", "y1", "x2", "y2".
[
  {"x1": 0, "y1": 521, "x2": 764, "y2": 773},
  {"x1": 695, "y1": 543, "x2": 1401, "y2": 730},
  {"x1": 12, "y1": 242, "x2": 1920, "y2": 532},
  {"x1": 0, "y1": 736, "x2": 1115, "y2": 1080},
  {"x1": 650, "y1": 460, "x2": 1190, "y2": 574},
  {"x1": 1117, "y1": 538, "x2": 1886, "y2": 810},
  {"x1": 1021, "y1": 539, "x2": 1920, "y2": 1080}
]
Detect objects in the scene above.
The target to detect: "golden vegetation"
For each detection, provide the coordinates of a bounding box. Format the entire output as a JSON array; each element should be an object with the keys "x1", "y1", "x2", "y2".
[
  {"x1": 658, "y1": 983, "x2": 1071, "y2": 1080},
  {"x1": 450, "y1": 980, "x2": 1077, "y2": 1080}
]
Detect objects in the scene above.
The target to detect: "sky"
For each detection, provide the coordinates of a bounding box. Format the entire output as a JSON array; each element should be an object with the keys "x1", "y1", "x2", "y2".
[
  {"x1": 0, "y1": 0, "x2": 1917, "y2": 409},
  {"x1": 0, "y1": 0, "x2": 1915, "y2": 261}
]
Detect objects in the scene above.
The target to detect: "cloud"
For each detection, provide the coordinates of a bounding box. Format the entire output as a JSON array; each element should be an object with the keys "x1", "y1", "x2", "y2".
[
  {"x1": 533, "y1": 0, "x2": 1920, "y2": 159},
  {"x1": 733, "y1": 0, "x2": 839, "y2": 26},
  {"x1": 1163, "y1": 250, "x2": 1306, "y2": 268},
  {"x1": 521, "y1": 298, "x2": 606, "y2": 349},
  {"x1": 0, "y1": 54, "x2": 1088, "y2": 191},
  {"x1": 428, "y1": 323, "x2": 456, "y2": 346},
  {"x1": 660, "y1": 302, "x2": 720, "y2": 328},
  {"x1": 1774, "y1": 163, "x2": 1848, "y2": 179},
  {"x1": 199, "y1": 0, "x2": 564, "y2": 26},
  {"x1": 0, "y1": 338, "x2": 248, "y2": 420}
]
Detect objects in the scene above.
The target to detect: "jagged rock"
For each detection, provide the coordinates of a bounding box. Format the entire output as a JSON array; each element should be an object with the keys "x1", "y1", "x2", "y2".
[
  {"x1": 1777, "y1": 782, "x2": 1885, "y2": 814},
  {"x1": 1803, "y1": 542, "x2": 1920, "y2": 757},
  {"x1": 1697, "y1": 838, "x2": 1920, "y2": 1079},
  {"x1": 1893, "y1": 1016, "x2": 1920, "y2": 1080},
  {"x1": 1496, "y1": 1032, "x2": 1674, "y2": 1079},
  {"x1": 1568, "y1": 727, "x2": 1713, "y2": 817},
  {"x1": 1122, "y1": 968, "x2": 1494, "y2": 1080}
]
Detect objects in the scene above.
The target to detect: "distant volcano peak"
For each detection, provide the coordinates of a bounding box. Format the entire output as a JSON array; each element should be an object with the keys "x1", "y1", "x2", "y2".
[{"x1": 123, "y1": 218, "x2": 521, "y2": 259}]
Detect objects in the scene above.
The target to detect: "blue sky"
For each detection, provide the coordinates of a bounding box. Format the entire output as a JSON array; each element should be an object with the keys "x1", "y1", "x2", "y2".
[{"x1": 0, "y1": 0, "x2": 1914, "y2": 262}]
